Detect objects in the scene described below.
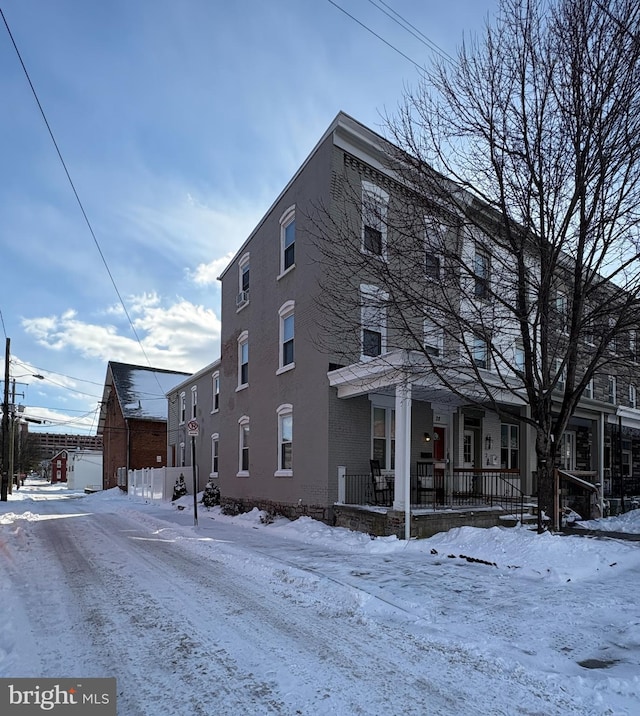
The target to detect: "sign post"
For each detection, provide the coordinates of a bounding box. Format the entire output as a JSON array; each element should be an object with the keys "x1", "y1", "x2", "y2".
[{"x1": 187, "y1": 419, "x2": 199, "y2": 526}]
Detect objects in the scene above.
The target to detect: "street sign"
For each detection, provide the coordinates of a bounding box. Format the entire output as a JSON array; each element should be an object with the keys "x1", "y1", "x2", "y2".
[{"x1": 187, "y1": 419, "x2": 199, "y2": 436}]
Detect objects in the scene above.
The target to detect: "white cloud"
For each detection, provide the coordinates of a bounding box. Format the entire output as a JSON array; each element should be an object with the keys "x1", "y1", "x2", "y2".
[
  {"x1": 190, "y1": 252, "x2": 236, "y2": 285},
  {"x1": 21, "y1": 292, "x2": 220, "y2": 374}
]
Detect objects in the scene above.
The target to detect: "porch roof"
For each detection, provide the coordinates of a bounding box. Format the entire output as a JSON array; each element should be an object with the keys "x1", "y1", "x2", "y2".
[{"x1": 327, "y1": 349, "x2": 526, "y2": 407}]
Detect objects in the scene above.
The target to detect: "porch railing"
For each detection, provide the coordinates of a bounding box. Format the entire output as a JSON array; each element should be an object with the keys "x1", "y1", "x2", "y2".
[{"x1": 341, "y1": 468, "x2": 524, "y2": 522}]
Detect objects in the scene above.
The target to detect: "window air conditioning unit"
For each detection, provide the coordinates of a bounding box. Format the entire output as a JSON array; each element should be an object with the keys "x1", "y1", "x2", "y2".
[{"x1": 236, "y1": 290, "x2": 249, "y2": 307}]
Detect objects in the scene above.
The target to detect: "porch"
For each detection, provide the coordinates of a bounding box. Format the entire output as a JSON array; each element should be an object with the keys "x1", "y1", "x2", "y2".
[
  {"x1": 338, "y1": 468, "x2": 525, "y2": 521},
  {"x1": 336, "y1": 466, "x2": 527, "y2": 538}
]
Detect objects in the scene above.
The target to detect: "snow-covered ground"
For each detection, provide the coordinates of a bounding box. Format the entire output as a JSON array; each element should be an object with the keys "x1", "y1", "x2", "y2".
[{"x1": 1, "y1": 479, "x2": 639, "y2": 715}]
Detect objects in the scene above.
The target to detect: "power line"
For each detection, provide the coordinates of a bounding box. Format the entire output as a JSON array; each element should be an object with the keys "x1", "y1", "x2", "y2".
[
  {"x1": 326, "y1": 0, "x2": 424, "y2": 71},
  {"x1": 0, "y1": 309, "x2": 7, "y2": 340},
  {"x1": 366, "y1": 0, "x2": 457, "y2": 66},
  {"x1": 0, "y1": 7, "x2": 167, "y2": 394}
]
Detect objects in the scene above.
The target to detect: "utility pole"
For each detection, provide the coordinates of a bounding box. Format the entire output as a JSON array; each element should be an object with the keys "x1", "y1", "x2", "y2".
[{"x1": 2, "y1": 337, "x2": 10, "y2": 501}]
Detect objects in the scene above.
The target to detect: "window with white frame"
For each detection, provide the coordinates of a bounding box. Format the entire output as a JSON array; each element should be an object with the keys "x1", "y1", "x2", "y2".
[
  {"x1": 608, "y1": 318, "x2": 618, "y2": 354},
  {"x1": 179, "y1": 392, "x2": 186, "y2": 424},
  {"x1": 555, "y1": 291, "x2": 569, "y2": 333},
  {"x1": 361, "y1": 181, "x2": 388, "y2": 257},
  {"x1": 210, "y1": 433, "x2": 219, "y2": 477},
  {"x1": 607, "y1": 375, "x2": 616, "y2": 404},
  {"x1": 361, "y1": 284, "x2": 387, "y2": 358},
  {"x1": 424, "y1": 219, "x2": 443, "y2": 279},
  {"x1": 559, "y1": 432, "x2": 576, "y2": 470},
  {"x1": 630, "y1": 384, "x2": 637, "y2": 409},
  {"x1": 237, "y1": 252, "x2": 250, "y2": 307},
  {"x1": 237, "y1": 331, "x2": 249, "y2": 388},
  {"x1": 212, "y1": 372, "x2": 220, "y2": 412},
  {"x1": 424, "y1": 318, "x2": 444, "y2": 357},
  {"x1": 630, "y1": 330, "x2": 638, "y2": 362},
  {"x1": 278, "y1": 301, "x2": 295, "y2": 371},
  {"x1": 500, "y1": 424, "x2": 519, "y2": 469},
  {"x1": 280, "y1": 206, "x2": 295, "y2": 274},
  {"x1": 472, "y1": 335, "x2": 489, "y2": 370},
  {"x1": 584, "y1": 377, "x2": 594, "y2": 400},
  {"x1": 372, "y1": 405, "x2": 395, "y2": 471},
  {"x1": 473, "y1": 249, "x2": 490, "y2": 299},
  {"x1": 276, "y1": 404, "x2": 293, "y2": 475},
  {"x1": 238, "y1": 416, "x2": 249, "y2": 475},
  {"x1": 191, "y1": 386, "x2": 197, "y2": 420},
  {"x1": 554, "y1": 359, "x2": 566, "y2": 392}
]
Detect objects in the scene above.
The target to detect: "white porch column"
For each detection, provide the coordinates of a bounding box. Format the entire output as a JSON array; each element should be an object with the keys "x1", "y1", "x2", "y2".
[{"x1": 393, "y1": 381, "x2": 412, "y2": 539}]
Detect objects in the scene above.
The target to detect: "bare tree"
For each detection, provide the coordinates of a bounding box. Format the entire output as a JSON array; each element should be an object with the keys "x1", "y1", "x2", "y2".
[{"x1": 313, "y1": 0, "x2": 640, "y2": 530}]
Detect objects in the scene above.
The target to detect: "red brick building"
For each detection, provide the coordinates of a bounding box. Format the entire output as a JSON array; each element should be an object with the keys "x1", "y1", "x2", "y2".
[
  {"x1": 97, "y1": 362, "x2": 190, "y2": 490},
  {"x1": 49, "y1": 450, "x2": 68, "y2": 483}
]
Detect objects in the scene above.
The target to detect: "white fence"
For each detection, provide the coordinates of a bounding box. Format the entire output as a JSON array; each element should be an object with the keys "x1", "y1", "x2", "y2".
[{"x1": 128, "y1": 466, "x2": 191, "y2": 503}]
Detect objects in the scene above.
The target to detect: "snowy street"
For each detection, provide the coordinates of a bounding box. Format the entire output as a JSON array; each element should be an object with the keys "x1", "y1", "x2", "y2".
[{"x1": 1, "y1": 482, "x2": 639, "y2": 715}]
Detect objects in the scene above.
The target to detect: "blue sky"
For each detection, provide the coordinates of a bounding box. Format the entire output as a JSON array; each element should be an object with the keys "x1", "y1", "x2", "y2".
[{"x1": 0, "y1": 0, "x2": 497, "y2": 433}]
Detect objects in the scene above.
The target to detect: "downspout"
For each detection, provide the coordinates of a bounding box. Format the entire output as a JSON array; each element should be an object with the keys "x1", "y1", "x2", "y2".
[{"x1": 599, "y1": 412, "x2": 605, "y2": 516}]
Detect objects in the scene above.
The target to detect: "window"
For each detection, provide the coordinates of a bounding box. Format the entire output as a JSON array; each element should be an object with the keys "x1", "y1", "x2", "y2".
[
  {"x1": 554, "y1": 359, "x2": 566, "y2": 392},
  {"x1": 472, "y1": 336, "x2": 488, "y2": 370},
  {"x1": 362, "y1": 181, "x2": 388, "y2": 257},
  {"x1": 630, "y1": 384, "x2": 637, "y2": 409},
  {"x1": 424, "y1": 219, "x2": 444, "y2": 279},
  {"x1": 280, "y1": 206, "x2": 295, "y2": 274},
  {"x1": 500, "y1": 424, "x2": 519, "y2": 469},
  {"x1": 179, "y1": 442, "x2": 185, "y2": 467},
  {"x1": 191, "y1": 386, "x2": 197, "y2": 420},
  {"x1": 211, "y1": 434, "x2": 219, "y2": 477},
  {"x1": 238, "y1": 416, "x2": 249, "y2": 475},
  {"x1": 237, "y1": 252, "x2": 250, "y2": 307},
  {"x1": 424, "y1": 318, "x2": 444, "y2": 357},
  {"x1": 372, "y1": 406, "x2": 395, "y2": 471},
  {"x1": 425, "y1": 252, "x2": 441, "y2": 279},
  {"x1": 584, "y1": 377, "x2": 594, "y2": 400},
  {"x1": 559, "y1": 432, "x2": 576, "y2": 471},
  {"x1": 514, "y1": 345, "x2": 525, "y2": 373},
  {"x1": 237, "y1": 331, "x2": 249, "y2": 388},
  {"x1": 473, "y1": 250, "x2": 490, "y2": 299},
  {"x1": 608, "y1": 318, "x2": 618, "y2": 354},
  {"x1": 361, "y1": 284, "x2": 387, "y2": 358},
  {"x1": 276, "y1": 404, "x2": 293, "y2": 475},
  {"x1": 212, "y1": 372, "x2": 220, "y2": 412},
  {"x1": 179, "y1": 392, "x2": 186, "y2": 424},
  {"x1": 607, "y1": 375, "x2": 616, "y2": 404},
  {"x1": 630, "y1": 330, "x2": 638, "y2": 362},
  {"x1": 278, "y1": 301, "x2": 295, "y2": 372},
  {"x1": 555, "y1": 291, "x2": 569, "y2": 333}
]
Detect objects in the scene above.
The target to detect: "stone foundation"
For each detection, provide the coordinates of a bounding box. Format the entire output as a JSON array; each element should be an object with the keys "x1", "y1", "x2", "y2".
[{"x1": 334, "y1": 505, "x2": 513, "y2": 539}]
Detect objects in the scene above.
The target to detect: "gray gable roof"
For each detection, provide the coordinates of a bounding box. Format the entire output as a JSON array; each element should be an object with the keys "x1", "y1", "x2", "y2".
[{"x1": 99, "y1": 362, "x2": 191, "y2": 431}]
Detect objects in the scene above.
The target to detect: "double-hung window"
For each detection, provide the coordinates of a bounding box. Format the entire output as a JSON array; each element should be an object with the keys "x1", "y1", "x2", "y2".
[
  {"x1": 179, "y1": 392, "x2": 186, "y2": 424},
  {"x1": 238, "y1": 331, "x2": 249, "y2": 388},
  {"x1": 191, "y1": 386, "x2": 197, "y2": 420},
  {"x1": 555, "y1": 291, "x2": 569, "y2": 333},
  {"x1": 472, "y1": 335, "x2": 489, "y2": 370},
  {"x1": 276, "y1": 404, "x2": 293, "y2": 476},
  {"x1": 238, "y1": 416, "x2": 250, "y2": 475},
  {"x1": 629, "y1": 384, "x2": 637, "y2": 409},
  {"x1": 212, "y1": 372, "x2": 220, "y2": 412},
  {"x1": 607, "y1": 375, "x2": 617, "y2": 404},
  {"x1": 424, "y1": 318, "x2": 444, "y2": 357},
  {"x1": 372, "y1": 405, "x2": 395, "y2": 471},
  {"x1": 361, "y1": 284, "x2": 387, "y2": 358},
  {"x1": 280, "y1": 206, "x2": 295, "y2": 274},
  {"x1": 500, "y1": 424, "x2": 519, "y2": 469},
  {"x1": 278, "y1": 301, "x2": 295, "y2": 372},
  {"x1": 425, "y1": 218, "x2": 444, "y2": 279},
  {"x1": 237, "y1": 252, "x2": 250, "y2": 308},
  {"x1": 210, "y1": 434, "x2": 219, "y2": 477},
  {"x1": 473, "y1": 250, "x2": 490, "y2": 299},
  {"x1": 361, "y1": 181, "x2": 388, "y2": 257}
]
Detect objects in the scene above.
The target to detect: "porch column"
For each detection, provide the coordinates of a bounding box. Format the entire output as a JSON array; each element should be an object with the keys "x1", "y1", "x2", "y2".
[{"x1": 393, "y1": 382, "x2": 412, "y2": 540}]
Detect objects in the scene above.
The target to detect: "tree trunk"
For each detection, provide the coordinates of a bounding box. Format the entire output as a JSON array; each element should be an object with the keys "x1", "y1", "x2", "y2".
[{"x1": 535, "y1": 430, "x2": 556, "y2": 532}]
